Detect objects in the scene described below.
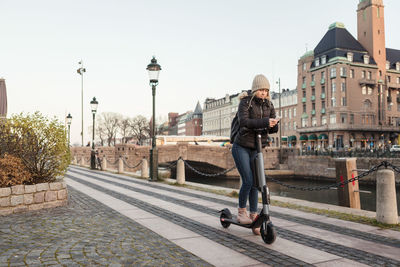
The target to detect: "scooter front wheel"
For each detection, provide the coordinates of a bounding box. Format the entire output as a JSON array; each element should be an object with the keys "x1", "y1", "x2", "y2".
[
  {"x1": 260, "y1": 221, "x2": 276, "y2": 244},
  {"x1": 219, "y1": 208, "x2": 232, "y2": 228}
]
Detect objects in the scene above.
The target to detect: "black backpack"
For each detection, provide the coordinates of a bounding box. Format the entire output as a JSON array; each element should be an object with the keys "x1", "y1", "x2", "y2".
[{"x1": 230, "y1": 112, "x2": 239, "y2": 144}]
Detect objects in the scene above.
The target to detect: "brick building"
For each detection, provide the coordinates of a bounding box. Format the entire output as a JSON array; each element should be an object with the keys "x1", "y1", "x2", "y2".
[
  {"x1": 185, "y1": 101, "x2": 203, "y2": 136},
  {"x1": 270, "y1": 89, "x2": 298, "y2": 147},
  {"x1": 297, "y1": 0, "x2": 400, "y2": 151}
]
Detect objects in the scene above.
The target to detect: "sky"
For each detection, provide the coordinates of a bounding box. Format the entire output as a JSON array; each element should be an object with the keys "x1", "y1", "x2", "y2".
[{"x1": 1, "y1": 0, "x2": 400, "y2": 145}]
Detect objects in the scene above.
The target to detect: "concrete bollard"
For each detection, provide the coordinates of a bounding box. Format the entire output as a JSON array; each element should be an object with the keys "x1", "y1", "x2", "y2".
[
  {"x1": 102, "y1": 156, "x2": 107, "y2": 170},
  {"x1": 118, "y1": 157, "x2": 124, "y2": 174},
  {"x1": 141, "y1": 158, "x2": 149, "y2": 178},
  {"x1": 176, "y1": 158, "x2": 185, "y2": 185},
  {"x1": 376, "y1": 169, "x2": 398, "y2": 224},
  {"x1": 334, "y1": 158, "x2": 360, "y2": 209},
  {"x1": 81, "y1": 157, "x2": 85, "y2": 167}
]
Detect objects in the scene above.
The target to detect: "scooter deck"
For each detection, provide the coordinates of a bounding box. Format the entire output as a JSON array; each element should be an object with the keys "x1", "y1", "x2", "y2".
[{"x1": 220, "y1": 217, "x2": 254, "y2": 228}]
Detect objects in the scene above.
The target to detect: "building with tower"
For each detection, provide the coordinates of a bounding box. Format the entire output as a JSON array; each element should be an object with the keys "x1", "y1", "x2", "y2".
[{"x1": 297, "y1": 0, "x2": 400, "y2": 151}]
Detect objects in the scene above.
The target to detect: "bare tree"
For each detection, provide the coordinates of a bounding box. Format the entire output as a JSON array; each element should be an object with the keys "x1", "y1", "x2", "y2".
[
  {"x1": 96, "y1": 112, "x2": 122, "y2": 146},
  {"x1": 119, "y1": 117, "x2": 133, "y2": 144},
  {"x1": 131, "y1": 115, "x2": 150, "y2": 145}
]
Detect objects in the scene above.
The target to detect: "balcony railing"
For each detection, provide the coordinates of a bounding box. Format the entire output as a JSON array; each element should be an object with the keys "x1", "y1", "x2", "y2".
[
  {"x1": 321, "y1": 93, "x2": 326, "y2": 99},
  {"x1": 302, "y1": 97, "x2": 307, "y2": 103},
  {"x1": 310, "y1": 81, "x2": 315, "y2": 87},
  {"x1": 359, "y1": 78, "x2": 376, "y2": 86},
  {"x1": 320, "y1": 78, "x2": 325, "y2": 85},
  {"x1": 311, "y1": 110, "x2": 316, "y2": 115},
  {"x1": 302, "y1": 83, "x2": 306, "y2": 89},
  {"x1": 321, "y1": 108, "x2": 326, "y2": 114},
  {"x1": 311, "y1": 95, "x2": 316, "y2": 101}
]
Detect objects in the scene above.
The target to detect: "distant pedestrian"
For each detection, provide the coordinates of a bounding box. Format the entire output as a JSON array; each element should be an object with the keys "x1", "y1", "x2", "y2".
[{"x1": 231, "y1": 74, "x2": 279, "y2": 235}]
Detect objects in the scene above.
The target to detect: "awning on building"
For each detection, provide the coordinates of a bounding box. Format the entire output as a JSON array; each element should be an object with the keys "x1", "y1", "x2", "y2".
[
  {"x1": 309, "y1": 134, "x2": 318, "y2": 141},
  {"x1": 318, "y1": 133, "x2": 328, "y2": 140},
  {"x1": 281, "y1": 136, "x2": 288, "y2": 142},
  {"x1": 288, "y1": 135, "x2": 297, "y2": 141},
  {"x1": 300, "y1": 134, "x2": 308, "y2": 141}
]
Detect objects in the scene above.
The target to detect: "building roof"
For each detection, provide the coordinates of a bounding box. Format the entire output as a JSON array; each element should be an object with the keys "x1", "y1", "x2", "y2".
[
  {"x1": 314, "y1": 23, "x2": 366, "y2": 55},
  {"x1": 0, "y1": 79, "x2": 7, "y2": 117},
  {"x1": 386, "y1": 48, "x2": 400, "y2": 69},
  {"x1": 193, "y1": 101, "x2": 203, "y2": 115},
  {"x1": 311, "y1": 22, "x2": 376, "y2": 67}
]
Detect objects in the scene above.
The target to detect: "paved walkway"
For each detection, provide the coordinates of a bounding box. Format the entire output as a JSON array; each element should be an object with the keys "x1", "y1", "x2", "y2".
[{"x1": 1, "y1": 166, "x2": 400, "y2": 266}]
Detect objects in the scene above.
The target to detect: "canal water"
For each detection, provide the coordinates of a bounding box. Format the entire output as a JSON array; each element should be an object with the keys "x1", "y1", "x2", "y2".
[{"x1": 184, "y1": 175, "x2": 400, "y2": 214}]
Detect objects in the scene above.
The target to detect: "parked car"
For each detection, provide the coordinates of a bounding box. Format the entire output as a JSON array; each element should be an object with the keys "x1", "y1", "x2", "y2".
[{"x1": 390, "y1": 145, "x2": 400, "y2": 152}]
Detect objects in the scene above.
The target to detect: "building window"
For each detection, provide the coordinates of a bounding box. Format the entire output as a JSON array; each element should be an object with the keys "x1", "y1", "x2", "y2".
[
  {"x1": 331, "y1": 97, "x2": 336, "y2": 107},
  {"x1": 387, "y1": 76, "x2": 391, "y2": 83},
  {"x1": 341, "y1": 82, "x2": 346, "y2": 92},
  {"x1": 293, "y1": 108, "x2": 296, "y2": 117},
  {"x1": 341, "y1": 114, "x2": 347, "y2": 124},
  {"x1": 321, "y1": 55, "x2": 327, "y2": 65},
  {"x1": 303, "y1": 63, "x2": 307, "y2": 71},
  {"x1": 321, "y1": 71, "x2": 325, "y2": 79},
  {"x1": 330, "y1": 67, "x2": 336, "y2": 78},
  {"x1": 340, "y1": 67, "x2": 347, "y2": 77},
  {"x1": 303, "y1": 90, "x2": 306, "y2": 97},
  {"x1": 302, "y1": 76, "x2": 306, "y2": 84},
  {"x1": 350, "y1": 69, "x2": 354, "y2": 78},
  {"x1": 284, "y1": 109, "x2": 287, "y2": 118},
  {"x1": 311, "y1": 74, "x2": 315, "y2": 82},
  {"x1": 397, "y1": 77, "x2": 400, "y2": 84},
  {"x1": 364, "y1": 55, "x2": 370, "y2": 64},
  {"x1": 362, "y1": 71, "x2": 366, "y2": 78},
  {"x1": 289, "y1": 109, "x2": 292, "y2": 119},
  {"x1": 379, "y1": 70, "x2": 382, "y2": 77},
  {"x1": 322, "y1": 101, "x2": 325, "y2": 109},
  {"x1": 396, "y1": 62, "x2": 400, "y2": 71},
  {"x1": 315, "y1": 58, "x2": 320, "y2": 67},
  {"x1": 312, "y1": 88, "x2": 315, "y2": 96},
  {"x1": 293, "y1": 121, "x2": 297, "y2": 130},
  {"x1": 330, "y1": 114, "x2": 336, "y2": 124},
  {"x1": 341, "y1": 97, "x2": 347, "y2": 106},
  {"x1": 332, "y1": 81, "x2": 336, "y2": 93},
  {"x1": 350, "y1": 114, "x2": 354, "y2": 124},
  {"x1": 301, "y1": 118, "x2": 308, "y2": 127},
  {"x1": 364, "y1": 99, "x2": 372, "y2": 108},
  {"x1": 347, "y1": 52, "x2": 353, "y2": 62},
  {"x1": 322, "y1": 85, "x2": 325, "y2": 94},
  {"x1": 368, "y1": 86, "x2": 373, "y2": 95},
  {"x1": 386, "y1": 61, "x2": 390, "y2": 70},
  {"x1": 321, "y1": 116, "x2": 327, "y2": 125},
  {"x1": 312, "y1": 117, "x2": 317, "y2": 126},
  {"x1": 303, "y1": 104, "x2": 306, "y2": 113},
  {"x1": 312, "y1": 103, "x2": 316, "y2": 110}
]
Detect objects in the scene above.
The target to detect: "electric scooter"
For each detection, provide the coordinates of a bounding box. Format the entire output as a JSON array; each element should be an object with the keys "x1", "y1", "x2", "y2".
[{"x1": 219, "y1": 132, "x2": 277, "y2": 244}]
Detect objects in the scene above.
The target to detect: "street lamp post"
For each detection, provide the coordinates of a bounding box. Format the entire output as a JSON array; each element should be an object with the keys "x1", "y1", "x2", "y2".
[
  {"x1": 90, "y1": 97, "x2": 98, "y2": 170},
  {"x1": 66, "y1": 113, "x2": 72, "y2": 147},
  {"x1": 146, "y1": 57, "x2": 161, "y2": 181},
  {"x1": 276, "y1": 78, "x2": 282, "y2": 163},
  {"x1": 77, "y1": 61, "x2": 86, "y2": 147}
]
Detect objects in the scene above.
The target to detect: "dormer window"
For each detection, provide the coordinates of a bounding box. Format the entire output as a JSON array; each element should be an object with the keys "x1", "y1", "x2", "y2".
[
  {"x1": 315, "y1": 58, "x2": 320, "y2": 67},
  {"x1": 347, "y1": 52, "x2": 353, "y2": 62},
  {"x1": 386, "y1": 61, "x2": 390, "y2": 70},
  {"x1": 364, "y1": 55, "x2": 370, "y2": 64},
  {"x1": 396, "y1": 62, "x2": 400, "y2": 71},
  {"x1": 321, "y1": 55, "x2": 327, "y2": 65}
]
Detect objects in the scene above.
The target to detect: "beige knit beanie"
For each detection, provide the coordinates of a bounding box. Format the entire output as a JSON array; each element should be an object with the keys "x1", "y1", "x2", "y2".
[{"x1": 251, "y1": 74, "x2": 270, "y2": 93}]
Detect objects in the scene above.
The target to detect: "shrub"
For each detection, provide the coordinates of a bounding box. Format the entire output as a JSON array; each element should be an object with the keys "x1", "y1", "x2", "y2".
[
  {"x1": 0, "y1": 112, "x2": 70, "y2": 183},
  {"x1": 0, "y1": 154, "x2": 32, "y2": 187}
]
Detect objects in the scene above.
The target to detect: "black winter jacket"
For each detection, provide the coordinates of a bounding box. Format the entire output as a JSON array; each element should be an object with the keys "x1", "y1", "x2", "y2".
[{"x1": 234, "y1": 95, "x2": 278, "y2": 149}]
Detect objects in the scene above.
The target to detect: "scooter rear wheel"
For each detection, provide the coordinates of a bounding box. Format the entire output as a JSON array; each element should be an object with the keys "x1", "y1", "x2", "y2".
[{"x1": 260, "y1": 221, "x2": 276, "y2": 244}]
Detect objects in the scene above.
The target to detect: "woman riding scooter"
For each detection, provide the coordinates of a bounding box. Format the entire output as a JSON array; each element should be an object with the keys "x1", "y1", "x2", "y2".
[{"x1": 231, "y1": 74, "x2": 279, "y2": 235}]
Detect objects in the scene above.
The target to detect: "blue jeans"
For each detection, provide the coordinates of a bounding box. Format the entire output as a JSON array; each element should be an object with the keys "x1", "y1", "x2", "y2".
[{"x1": 232, "y1": 143, "x2": 258, "y2": 213}]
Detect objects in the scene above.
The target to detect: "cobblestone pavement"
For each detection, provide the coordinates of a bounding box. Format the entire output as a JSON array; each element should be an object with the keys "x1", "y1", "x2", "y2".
[
  {"x1": 66, "y1": 168, "x2": 400, "y2": 267},
  {"x1": 2, "y1": 165, "x2": 400, "y2": 267},
  {"x1": 0, "y1": 187, "x2": 212, "y2": 266}
]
